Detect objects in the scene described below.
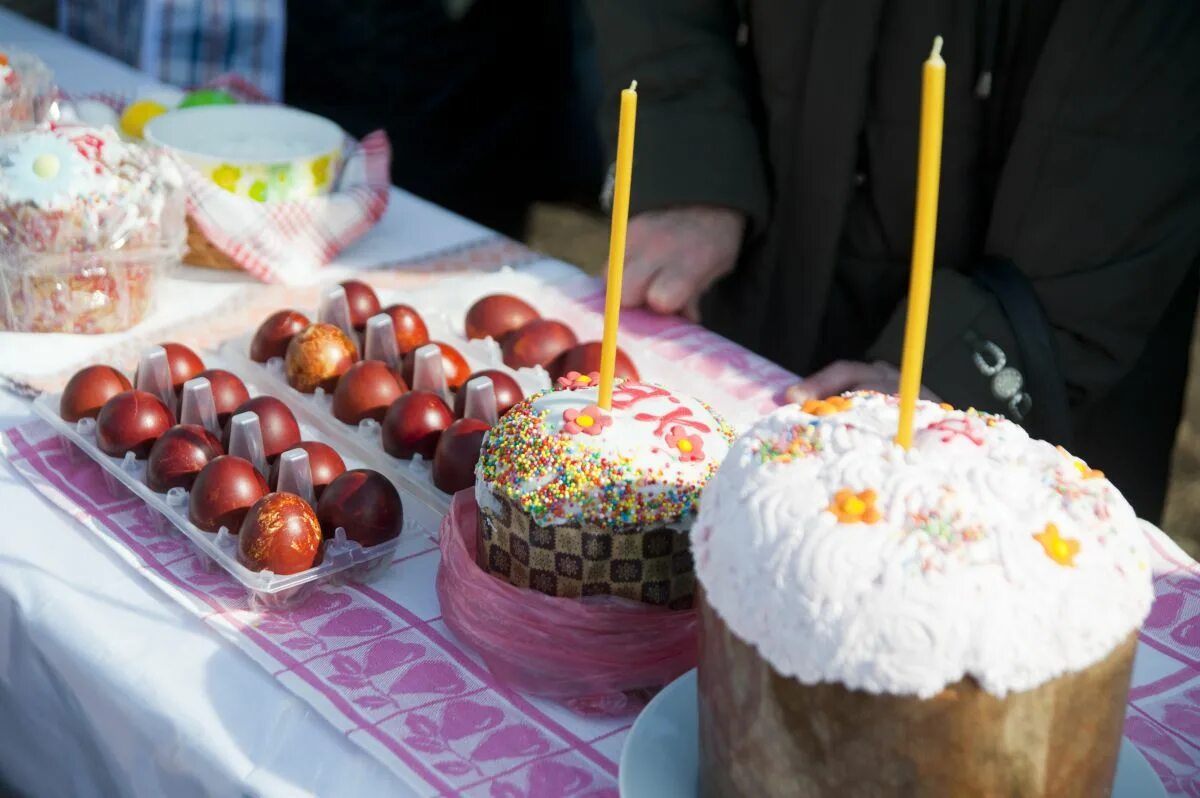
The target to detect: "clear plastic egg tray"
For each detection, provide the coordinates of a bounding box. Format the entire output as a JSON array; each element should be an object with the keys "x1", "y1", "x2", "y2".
[
  {"x1": 31, "y1": 345, "x2": 433, "y2": 609},
  {"x1": 220, "y1": 284, "x2": 552, "y2": 521}
]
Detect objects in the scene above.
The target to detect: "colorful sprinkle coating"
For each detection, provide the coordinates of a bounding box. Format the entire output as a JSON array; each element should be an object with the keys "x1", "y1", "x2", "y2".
[
  {"x1": 478, "y1": 385, "x2": 734, "y2": 528},
  {"x1": 754, "y1": 423, "x2": 821, "y2": 463}
]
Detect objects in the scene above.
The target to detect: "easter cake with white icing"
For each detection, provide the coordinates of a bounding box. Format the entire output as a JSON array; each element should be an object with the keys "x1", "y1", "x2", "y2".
[
  {"x1": 0, "y1": 125, "x2": 184, "y2": 332},
  {"x1": 693, "y1": 391, "x2": 1153, "y2": 797},
  {"x1": 475, "y1": 375, "x2": 734, "y2": 607}
]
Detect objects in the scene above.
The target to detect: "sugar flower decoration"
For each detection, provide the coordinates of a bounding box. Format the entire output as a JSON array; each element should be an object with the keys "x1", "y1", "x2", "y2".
[
  {"x1": 665, "y1": 424, "x2": 705, "y2": 462},
  {"x1": 828, "y1": 488, "x2": 881, "y2": 524},
  {"x1": 802, "y1": 395, "x2": 853, "y2": 416},
  {"x1": 556, "y1": 371, "x2": 601, "y2": 391},
  {"x1": 562, "y1": 405, "x2": 612, "y2": 436},
  {"x1": 1033, "y1": 523, "x2": 1080, "y2": 566},
  {"x1": 0, "y1": 132, "x2": 91, "y2": 207}
]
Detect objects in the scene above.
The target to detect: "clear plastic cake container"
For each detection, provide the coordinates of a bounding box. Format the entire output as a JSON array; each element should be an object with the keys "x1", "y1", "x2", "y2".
[
  {"x1": 219, "y1": 284, "x2": 552, "y2": 520},
  {"x1": 31, "y1": 346, "x2": 434, "y2": 610}
]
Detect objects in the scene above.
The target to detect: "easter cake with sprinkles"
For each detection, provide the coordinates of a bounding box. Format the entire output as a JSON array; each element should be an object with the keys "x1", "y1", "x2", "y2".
[
  {"x1": 692, "y1": 391, "x2": 1154, "y2": 797},
  {"x1": 474, "y1": 374, "x2": 734, "y2": 607}
]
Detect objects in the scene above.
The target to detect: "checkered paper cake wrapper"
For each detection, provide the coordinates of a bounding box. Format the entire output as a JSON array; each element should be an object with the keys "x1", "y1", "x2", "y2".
[
  {"x1": 437, "y1": 491, "x2": 698, "y2": 715},
  {"x1": 67, "y1": 75, "x2": 391, "y2": 284}
]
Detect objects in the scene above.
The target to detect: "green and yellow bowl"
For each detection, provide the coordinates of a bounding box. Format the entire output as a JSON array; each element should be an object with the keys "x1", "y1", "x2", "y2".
[{"x1": 145, "y1": 105, "x2": 342, "y2": 202}]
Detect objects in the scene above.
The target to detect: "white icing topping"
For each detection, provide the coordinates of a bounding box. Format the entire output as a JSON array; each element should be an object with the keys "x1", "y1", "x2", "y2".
[
  {"x1": 0, "y1": 126, "x2": 124, "y2": 209},
  {"x1": 693, "y1": 392, "x2": 1153, "y2": 698},
  {"x1": 476, "y1": 382, "x2": 735, "y2": 528}
]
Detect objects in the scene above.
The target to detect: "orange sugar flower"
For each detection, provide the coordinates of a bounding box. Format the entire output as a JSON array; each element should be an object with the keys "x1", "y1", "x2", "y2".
[
  {"x1": 1033, "y1": 523, "x2": 1080, "y2": 567},
  {"x1": 1073, "y1": 459, "x2": 1105, "y2": 480},
  {"x1": 802, "y1": 395, "x2": 853, "y2": 417},
  {"x1": 828, "y1": 488, "x2": 881, "y2": 524}
]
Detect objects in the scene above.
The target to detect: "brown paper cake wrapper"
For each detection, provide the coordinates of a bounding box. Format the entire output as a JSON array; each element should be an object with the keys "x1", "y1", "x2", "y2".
[
  {"x1": 698, "y1": 592, "x2": 1137, "y2": 798},
  {"x1": 476, "y1": 492, "x2": 695, "y2": 608}
]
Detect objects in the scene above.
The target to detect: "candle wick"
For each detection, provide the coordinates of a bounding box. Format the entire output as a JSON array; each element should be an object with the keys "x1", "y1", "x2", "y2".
[
  {"x1": 931, "y1": 36, "x2": 944, "y2": 58},
  {"x1": 629, "y1": 80, "x2": 638, "y2": 92}
]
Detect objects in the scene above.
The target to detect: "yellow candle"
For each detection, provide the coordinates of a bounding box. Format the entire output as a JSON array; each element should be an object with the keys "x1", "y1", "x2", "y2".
[
  {"x1": 896, "y1": 37, "x2": 946, "y2": 448},
  {"x1": 598, "y1": 80, "x2": 638, "y2": 410}
]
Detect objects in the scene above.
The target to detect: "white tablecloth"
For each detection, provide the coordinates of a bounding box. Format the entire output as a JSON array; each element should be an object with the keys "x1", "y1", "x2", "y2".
[{"x1": 0, "y1": 10, "x2": 503, "y2": 797}]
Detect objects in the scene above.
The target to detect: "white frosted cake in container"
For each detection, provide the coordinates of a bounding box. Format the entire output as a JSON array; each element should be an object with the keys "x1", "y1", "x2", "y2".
[{"x1": 693, "y1": 391, "x2": 1153, "y2": 797}]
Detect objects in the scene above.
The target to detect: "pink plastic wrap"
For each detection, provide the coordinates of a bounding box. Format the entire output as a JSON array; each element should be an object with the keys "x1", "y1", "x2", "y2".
[{"x1": 437, "y1": 491, "x2": 698, "y2": 716}]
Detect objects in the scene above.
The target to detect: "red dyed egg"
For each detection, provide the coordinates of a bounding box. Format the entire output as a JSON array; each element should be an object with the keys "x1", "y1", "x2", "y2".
[
  {"x1": 222, "y1": 396, "x2": 302, "y2": 461},
  {"x1": 269, "y1": 441, "x2": 346, "y2": 499},
  {"x1": 146, "y1": 424, "x2": 224, "y2": 492},
  {"x1": 196, "y1": 369, "x2": 250, "y2": 426},
  {"x1": 400, "y1": 341, "x2": 471, "y2": 391},
  {"x1": 238, "y1": 493, "x2": 323, "y2": 574},
  {"x1": 381, "y1": 390, "x2": 454, "y2": 460},
  {"x1": 95, "y1": 390, "x2": 175, "y2": 458},
  {"x1": 285, "y1": 323, "x2": 359, "y2": 393},
  {"x1": 381, "y1": 304, "x2": 430, "y2": 354},
  {"x1": 60, "y1": 365, "x2": 132, "y2": 422},
  {"x1": 250, "y1": 309, "x2": 310, "y2": 363},
  {"x1": 453, "y1": 370, "x2": 524, "y2": 418},
  {"x1": 500, "y1": 319, "x2": 578, "y2": 369},
  {"x1": 340, "y1": 280, "x2": 381, "y2": 330},
  {"x1": 189, "y1": 455, "x2": 270, "y2": 533},
  {"x1": 160, "y1": 342, "x2": 205, "y2": 391},
  {"x1": 433, "y1": 418, "x2": 490, "y2": 494},
  {"x1": 316, "y1": 469, "x2": 403, "y2": 547},
  {"x1": 465, "y1": 294, "x2": 539, "y2": 341},
  {"x1": 549, "y1": 341, "x2": 640, "y2": 382},
  {"x1": 331, "y1": 360, "x2": 408, "y2": 425}
]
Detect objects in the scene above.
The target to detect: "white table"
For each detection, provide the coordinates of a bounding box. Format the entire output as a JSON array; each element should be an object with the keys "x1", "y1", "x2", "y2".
[{"x1": 0, "y1": 10, "x2": 504, "y2": 797}]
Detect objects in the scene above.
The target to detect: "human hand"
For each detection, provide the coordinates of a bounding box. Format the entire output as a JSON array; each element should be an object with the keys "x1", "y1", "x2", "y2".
[
  {"x1": 618, "y1": 206, "x2": 745, "y2": 320},
  {"x1": 785, "y1": 360, "x2": 942, "y2": 404}
]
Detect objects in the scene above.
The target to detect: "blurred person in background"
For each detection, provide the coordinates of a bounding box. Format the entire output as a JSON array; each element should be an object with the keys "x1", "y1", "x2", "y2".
[
  {"x1": 586, "y1": 0, "x2": 1200, "y2": 522},
  {"x1": 59, "y1": 0, "x2": 285, "y2": 99},
  {"x1": 285, "y1": 0, "x2": 604, "y2": 238}
]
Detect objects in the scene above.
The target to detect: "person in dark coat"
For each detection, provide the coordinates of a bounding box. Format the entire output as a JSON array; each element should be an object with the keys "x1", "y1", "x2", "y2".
[{"x1": 586, "y1": 0, "x2": 1200, "y2": 522}]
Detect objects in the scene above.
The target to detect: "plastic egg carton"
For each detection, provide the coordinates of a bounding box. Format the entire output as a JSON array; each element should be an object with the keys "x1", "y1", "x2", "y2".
[
  {"x1": 395, "y1": 264, "x2": 755, "y2": 426},
  {"x1": 32, "y1": 346, "x2": 432, "y2": 610},
  {"x1": 219, "y1": 285, "x2": 552, "y2": 520}
]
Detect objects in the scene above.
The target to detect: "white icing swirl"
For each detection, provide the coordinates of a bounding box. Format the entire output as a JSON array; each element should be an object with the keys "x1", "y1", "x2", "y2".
[{"x1": 694, "y1": 392, "x2": 1153, "y2": 698}]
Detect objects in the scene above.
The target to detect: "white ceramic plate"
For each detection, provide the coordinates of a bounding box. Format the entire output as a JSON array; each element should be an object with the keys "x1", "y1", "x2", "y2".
[{"x1": 620, "y1": 669, "x2": 1164, "y2": 798}]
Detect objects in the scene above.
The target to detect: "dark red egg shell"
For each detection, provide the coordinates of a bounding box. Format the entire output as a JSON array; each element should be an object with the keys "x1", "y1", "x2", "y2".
[
  {"x1": 381, "y1": 390, "x2": 455, "y2": 460},
  {"x1": 432, "y1": 418, "x2": 490, "y2": 494},
  {"x1": 464, "y1": 294, "x2": 540, "y2": 341},
  {"x1": 237, "y1": 492, "x2": 323, "y2": 574},
  {"x1": 381, "y1": 304, "x2": 430, "y2": 355},
  {"x1": 146, "y1": 424, "x2": 224, "y2": 492},
  {"x1": 250, "y1": 309, "x2": 310, "y2": 363},
  {"x1": 285, "y1": 323, "x2": 359, "y2": 394},
  {"x1": 500, "y1": 319, "x2": 578, "y2": 370},
  {"x1": 316, "y1": 469, "x2": 403, "y2": 547},
  {"x1": 269, "y1": 440, "x2": 346, "y2": 499},
  {"x1": 160, "y1": 342, "x2": 205, "y2": 391},
  {"x1": 189, "y1": 455, "x2": 270, "y2": 533},
  {"x1": 340, "y1": 280, "x2": 381, "y2": 330},
  {"x1": 331, "y1": 361, "x2": 409, "y2": 425},
  {"x1": 60, "y1": 365, "x2": 132, "y2": 422},
  {"x1": 95, "y1": 390, "x2": 175, "y2": 458},
  {"x1": 222, "y1": 396, "x2": 302, "y2": 461},
  {"x1": 196, "y1": 369, "x2": 251, "y2": 426},
  {"x1": 453, "y1": 370, "x2": 524, "y2": 419},
  {"x1": 400, "y1": 341, "x2": 470, "y2": 391},
  {"x1": 548, "y1": 341, "x2": 640, "y2": 382}
]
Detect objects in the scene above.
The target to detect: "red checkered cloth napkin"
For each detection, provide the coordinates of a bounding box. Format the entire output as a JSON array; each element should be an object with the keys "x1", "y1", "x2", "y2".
[{"x1": 68, "y1": 74, "x2": 391, "y2": 283}]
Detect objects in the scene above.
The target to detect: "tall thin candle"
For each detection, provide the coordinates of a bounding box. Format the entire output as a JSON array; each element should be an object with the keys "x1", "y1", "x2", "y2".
[
  {"x1": 598, "y1": 81, "x2": 638, "y2": 410},
  {"x1": 896, "y1": 38, "x2": 945, "y2": 448}
]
